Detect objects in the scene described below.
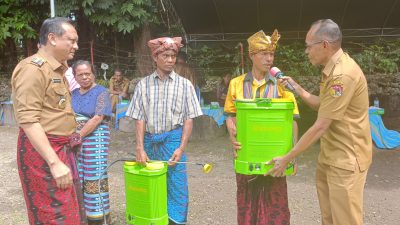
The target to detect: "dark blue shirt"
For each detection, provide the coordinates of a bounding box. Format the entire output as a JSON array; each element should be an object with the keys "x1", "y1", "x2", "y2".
[{"x1": 71, "y1": 85, "x2": 112, "y2": 118}]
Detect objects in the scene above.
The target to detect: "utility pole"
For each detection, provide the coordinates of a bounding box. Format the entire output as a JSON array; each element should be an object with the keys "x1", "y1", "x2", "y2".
[{"x1": 50, "y1": 0, "x2": 55, "y2": 17}]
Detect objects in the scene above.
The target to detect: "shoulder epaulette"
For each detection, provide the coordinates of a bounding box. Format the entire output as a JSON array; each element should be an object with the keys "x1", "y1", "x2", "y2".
[{"x1": 31, "y1": 57, "x2": 46, "y2": 67}]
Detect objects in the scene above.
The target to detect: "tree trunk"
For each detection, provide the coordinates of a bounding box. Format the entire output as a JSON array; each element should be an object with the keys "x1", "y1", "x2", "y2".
[
  {"x1": 114, "y1": 33, "x2": 119, "y2": 67},
  {"x1": 133, "y1": 25, "x2": 154, "y2": 77},
  {"x1": 25, "y1": 38, "x2": 34, "y2": 57},
  {"x1": 75, "y1": 10, "x2": 94, "y2": 63},
  {"x1": 0, "y1": 38, "x2": 18, "y2": 76}
]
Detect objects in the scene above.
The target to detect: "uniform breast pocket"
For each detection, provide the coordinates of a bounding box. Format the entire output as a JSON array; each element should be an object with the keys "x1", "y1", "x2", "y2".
[{"x1": 48, "y1": 84, "x2": 68, "y2": 109}]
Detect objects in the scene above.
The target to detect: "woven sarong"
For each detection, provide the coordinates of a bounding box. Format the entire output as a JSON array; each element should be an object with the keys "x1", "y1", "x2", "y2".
[
  {"x1": 144, "y1": 127, "x2": 188, "y2": 224},
  {"x1": 236, "y1": 174, "x2": 290, "y2": 225},
  {"x1": 76, "y1": 114, "x2": 111, "y2": 222},
  {"x1": 17, "y1": 129, "x2": 85, "y2": 225}
]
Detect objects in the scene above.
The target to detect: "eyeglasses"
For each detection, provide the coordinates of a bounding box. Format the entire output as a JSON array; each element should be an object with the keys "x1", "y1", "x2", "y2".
[
  {"x1": 305, "y1": 40, "x2": 338, "y2": 49},
  {"x1": 305, "y1": 40, "x2": 325, "y2": 49},
  {"x1": 75, "y1": 73, "x2": 92, "y2": 78}
]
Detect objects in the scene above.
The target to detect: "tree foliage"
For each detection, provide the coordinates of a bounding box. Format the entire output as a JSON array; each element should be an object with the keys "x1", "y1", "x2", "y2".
[
  {"x1": 188, "y1": 44, "x2": 244, "y2": 77},
  {"x1": 57, "y1": 0, "x2": 158, "y2": 35},
  {"x1": 352, "y1": 39, "x2": 400, "y2": 74},
  {"x1": 274, "y1": 42, "x2": 320, "y2": 77},
  {"x1": 0, "y1": 0, "x2": 48, "y2": 46},
  {"x1": 0, "y1": 0, "x2": 160, "y2": 75},
  {"x1": 187, "y1": 39, "x2": 400, "y2": 78}
]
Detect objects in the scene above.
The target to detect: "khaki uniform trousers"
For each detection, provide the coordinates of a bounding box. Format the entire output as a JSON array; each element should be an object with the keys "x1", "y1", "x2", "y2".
[{"x1": 316, "y1": 162, "x2": 368, "y2": 225}]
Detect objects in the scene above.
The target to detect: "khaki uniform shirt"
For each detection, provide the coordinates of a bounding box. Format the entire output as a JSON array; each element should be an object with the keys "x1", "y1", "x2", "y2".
[
  {"x1": 109, "y1": 76, "x2": 130, "y2": 94},
  {"x1": 318, "y1": 49, "x2": 372, "y2": 171},
  {"x1": 11, "y1": 49, "x2": 76, "y2": 136}
]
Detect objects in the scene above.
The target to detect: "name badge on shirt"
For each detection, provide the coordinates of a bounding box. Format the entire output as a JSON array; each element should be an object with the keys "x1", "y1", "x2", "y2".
[{"x1": 52, "y1": 78, "x2": 62, "y2": 84}]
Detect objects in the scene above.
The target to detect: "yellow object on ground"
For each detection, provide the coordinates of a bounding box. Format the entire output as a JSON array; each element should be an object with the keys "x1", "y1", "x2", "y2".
[{"x1": 203, "y1": 164, "x2": 213, "y2": 174}]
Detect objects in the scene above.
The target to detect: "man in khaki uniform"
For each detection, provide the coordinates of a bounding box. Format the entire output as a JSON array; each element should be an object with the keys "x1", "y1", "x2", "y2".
[
  {"x1": 109, "y1": 69, "x2": 130, "y2": 113},
  {"x1": 268, "y1": 19, "x2": 372, "y2": 225},
  {"x1": 12, "y1": 17, "x2": 86, "y2": 224}
]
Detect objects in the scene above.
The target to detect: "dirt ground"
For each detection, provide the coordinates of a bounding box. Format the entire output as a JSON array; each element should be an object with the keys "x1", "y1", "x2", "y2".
[{"x1": 1, "y1": 124, "x2": 399, "y2": 225}]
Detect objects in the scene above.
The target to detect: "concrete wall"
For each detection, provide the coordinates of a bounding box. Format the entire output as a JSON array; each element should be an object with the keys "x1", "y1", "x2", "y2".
[{"x1": 0, "y1": 78, "x2": 11, "y2": 102}]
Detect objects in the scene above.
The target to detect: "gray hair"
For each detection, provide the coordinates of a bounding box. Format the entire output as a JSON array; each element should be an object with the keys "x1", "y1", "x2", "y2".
[
  {"x1": 311, "y1": 19, "x2": 342, "y2": 44},
  {"x1": 72, "y1": 60, "x2": 96, "y2": 76},
  {"x1": 39, "y1": 17, "x2": 74, "y2": 45}
]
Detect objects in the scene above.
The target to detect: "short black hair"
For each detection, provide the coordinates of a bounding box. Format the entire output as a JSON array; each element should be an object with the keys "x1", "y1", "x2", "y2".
[{"x1": 39, "y1": 17, "x2": 74, "y2": 45}]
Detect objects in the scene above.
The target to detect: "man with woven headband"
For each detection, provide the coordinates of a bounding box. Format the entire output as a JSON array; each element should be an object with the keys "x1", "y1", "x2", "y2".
[
  {"x1": 224, "y1": 30, "x2": 300, "y2": 224},
  {"x1": 126, "y1": 37, "x2": 202, "y2": 225}
]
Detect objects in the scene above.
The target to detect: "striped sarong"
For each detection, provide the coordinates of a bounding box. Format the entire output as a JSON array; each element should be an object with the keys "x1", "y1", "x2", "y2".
[
  {"x1": 76, "y1": 114, "x2": 111, "y2": 222},
  {"x1": 144, "y1": 127, "x2": 188, "y2": 224}
]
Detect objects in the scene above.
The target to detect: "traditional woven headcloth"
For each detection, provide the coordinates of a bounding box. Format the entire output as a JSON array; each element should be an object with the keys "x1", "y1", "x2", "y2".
[
  {"x1": 147, "y1": 37, "x2": 183, "y2": 57},
  {"x1": 247, "y1": 29, "x2": 280, "y2": 54}
]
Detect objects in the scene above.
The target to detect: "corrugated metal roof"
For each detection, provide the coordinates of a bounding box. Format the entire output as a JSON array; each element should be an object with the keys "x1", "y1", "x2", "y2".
[{"x1": 171, "y1": 0, "x2": 400, "y2": 41}]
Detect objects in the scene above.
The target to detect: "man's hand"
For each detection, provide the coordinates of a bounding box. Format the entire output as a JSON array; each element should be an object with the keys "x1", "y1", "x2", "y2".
[
  {"x1": 231, "y1": 141, "x2": 241, "y2": 158},
  {"x1": 69, "y1": 132, "x2": 82, "y2": 149},
  {"x1": 226, "y1": 117, "x2": 241, "y2": 158},
  {"x1": 49, "y1": 160, "x2": 73, "y2": 190},
  {"x1": 293, "y1": 162, "x2": 298, "y2": 176},
  {"x1": 277, "y1": 76, "x2": 300, "y2": 91},
  {"x1": 265, "y1": 156, "x2": 291, "y2": 177},
  {"x1": 136, "y1": 147, "x2": 149, "y2": 165},
  {"x1": 226, "y1": 117, "x2": 237, "y2": 138},
  {"x1": 169, "y1": 148, "x2": 184, "y2": 166}
]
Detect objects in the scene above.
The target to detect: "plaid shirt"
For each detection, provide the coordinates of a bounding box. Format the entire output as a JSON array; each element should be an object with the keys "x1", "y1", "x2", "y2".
[{"x1": 126, "y1": 71, "x2": 202, "y2": 134}]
